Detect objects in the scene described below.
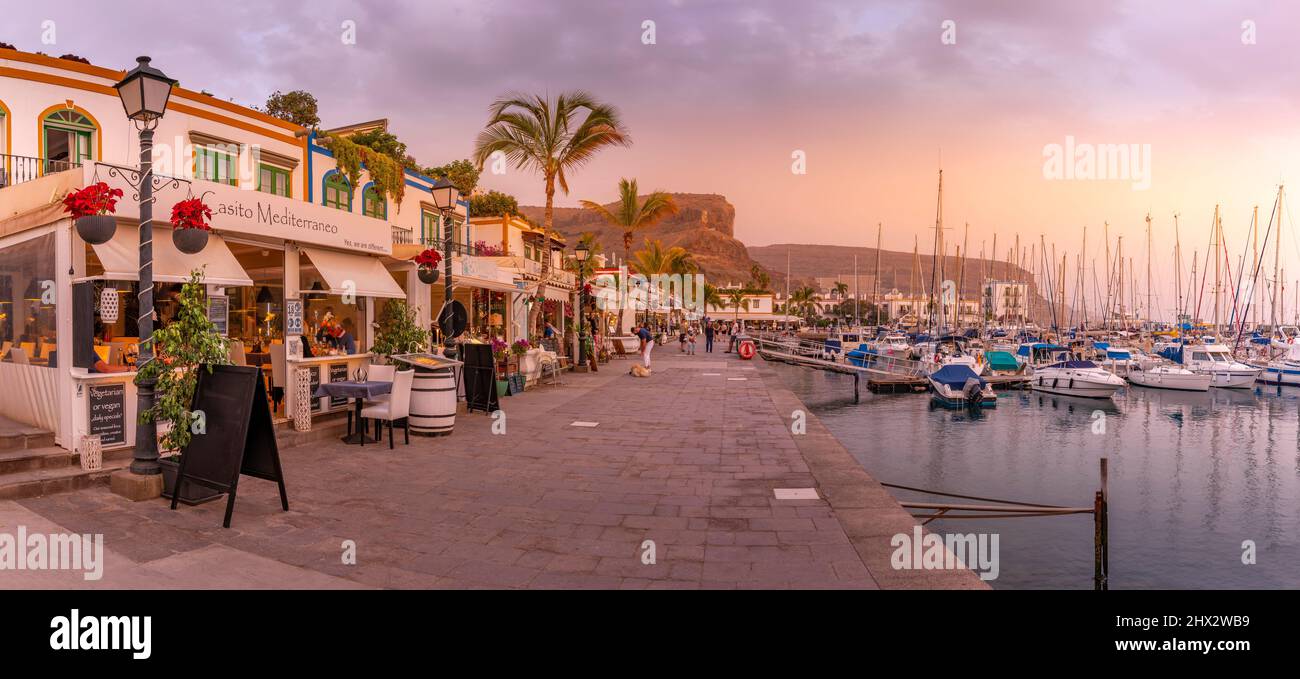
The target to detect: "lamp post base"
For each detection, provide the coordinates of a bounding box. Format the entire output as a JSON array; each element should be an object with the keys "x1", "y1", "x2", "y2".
[{"x1": 109, "y1": 470, "x2": 163, "y2": 501}]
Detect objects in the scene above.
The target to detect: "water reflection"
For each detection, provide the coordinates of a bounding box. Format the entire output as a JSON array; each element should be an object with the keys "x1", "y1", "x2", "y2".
[{"x1": 768, "y1": 363, "x2": 1300, "y2": 589}]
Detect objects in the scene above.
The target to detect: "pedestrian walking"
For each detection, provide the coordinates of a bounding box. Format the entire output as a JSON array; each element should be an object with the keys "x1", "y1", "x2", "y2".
[{"x1": 704, "y1": 322, "x2": 715, "y2": 353}]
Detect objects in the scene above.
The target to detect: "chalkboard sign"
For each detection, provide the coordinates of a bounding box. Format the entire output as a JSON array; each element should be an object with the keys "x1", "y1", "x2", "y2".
[
  {"x1": 461, "y1": 343, "x2": 499, "y2": 413},
  {"x1": 507, "y1": 373, "x2": 525, "y2": 395},
  {"x1": 207, "y1": 295, "x2": 229, "y2": 336},
  {"x1": 306, "y1": 365, "x2": 322, "y2": 412},
  {"x1": 285, "y1": 299, "x2": 303, "y2": 336},
  {"x1": 87, "y1": 383, "x2": 125, "y2": 446},
  {"x1": 328, "y1": 363, "x2": 349, "y2": 408},
  {"x1": 170, "y1": 365, "x2": 288, "y2": 528}
]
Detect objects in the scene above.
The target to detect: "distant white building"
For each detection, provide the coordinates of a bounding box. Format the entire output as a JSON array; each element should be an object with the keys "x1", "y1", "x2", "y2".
[{"x1": 983, "y1": 280, "x2": 1029, "y2": 323}]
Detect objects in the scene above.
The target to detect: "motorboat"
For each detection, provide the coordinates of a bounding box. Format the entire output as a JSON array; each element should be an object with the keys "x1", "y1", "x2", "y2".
[
  {"x1": 1126, "y1": 363, "x2": 1212, "y2": 392},
  {"x1": 917, "y1": 335, "x2": 981, "y2": 374},
  {"x1": 1029, "y1": 360, "x2": 1126, "y2": 398},
  {"x1": 1015, "y1": 342, "x2": 1072, "y2": 368},
  {"x1": 1253, "y1": 339, "x2": 1300, "y2": 387},
  {"x1": 875, "y1": 332, "x2": 913, "y2": 359},
  {"x1": 1160, "y1": 343, "x2": 1261, "y2": 389},
  {"x1": 928, "y1": 364, "x2": 997, "y2": 408},
  {"x1": 823, "y1": 329, "x2": 864, "y2": 361}
]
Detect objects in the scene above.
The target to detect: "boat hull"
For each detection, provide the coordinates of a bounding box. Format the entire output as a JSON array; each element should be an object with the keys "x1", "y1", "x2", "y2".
[
  {"x1": 1195, "y1": 369, "x2": 1260, "y2": 389},
  {"x1": 1254, "y1": 363, "x2": 1300, "y2": 386},
  {"x1": 1127, "y1": 371, "x2": 1212, "y2": 392},
  {"x1": 1029, "y1": 374, "x2": 1123, "y2": 399}
]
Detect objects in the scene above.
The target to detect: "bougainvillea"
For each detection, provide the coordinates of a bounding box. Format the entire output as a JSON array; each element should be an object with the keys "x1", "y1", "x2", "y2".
[
  {"x1": 170, "y1": 197, "x2": 213, "y2": 231},
  {"x1": 412, "y1": 248, "x2": 443, "y2": 269},
  {"x1": 62, "y1": 182, "x2": 123, "y2": 219}
]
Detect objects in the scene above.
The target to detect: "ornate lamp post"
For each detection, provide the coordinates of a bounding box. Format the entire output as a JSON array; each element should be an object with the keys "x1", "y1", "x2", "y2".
[
  {"x1": 574, "y1": 242, "x2": 590, "y2": 370},
  {"x1": 114, "y1": 56, "x2": 175, "y2": 479},
  {"x1": 430, "y1": 178, "x2": 461, "y2": 359}
]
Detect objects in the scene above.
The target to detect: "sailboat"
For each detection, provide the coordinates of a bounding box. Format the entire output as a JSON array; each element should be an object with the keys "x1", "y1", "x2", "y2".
[{"x1": 1253, "y1": 338, "x2": 1300, "y2": 386}]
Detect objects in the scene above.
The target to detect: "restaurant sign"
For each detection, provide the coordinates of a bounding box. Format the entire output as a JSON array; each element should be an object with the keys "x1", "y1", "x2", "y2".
[{"x1": 86, "y1": 165, "x2": 393, "y2": 256}]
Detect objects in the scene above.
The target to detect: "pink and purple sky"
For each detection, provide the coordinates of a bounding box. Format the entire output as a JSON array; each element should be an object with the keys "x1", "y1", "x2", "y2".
[{"x1": 7, "y1": 0, "x2": 1300, "y2": 318}]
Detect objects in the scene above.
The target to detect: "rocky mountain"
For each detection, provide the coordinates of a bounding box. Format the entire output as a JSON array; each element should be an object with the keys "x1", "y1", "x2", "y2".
[{"x1": 519, "y1": 193, "x2": 765, "y2": 287}]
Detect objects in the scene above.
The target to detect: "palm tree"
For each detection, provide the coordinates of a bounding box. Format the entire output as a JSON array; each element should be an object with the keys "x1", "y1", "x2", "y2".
[
  {"x1": 580, "y1": 179, "x2": 678, "y2": 332},
  {"x1": 703, "y1": 283, "x2": 724, "y2": 316},
  {"x1": 473, "y1": 91, "x2": 631, "y2": 334},
  {"x1": 631, "y1": 239, "x2": 695, "y2": 328},
  {"x1": 789, "y1": 285, "x2": 820, "y2": 323},
  {"x1": 568, "y1": 232, "x2": 603, "y2": 280},
  {"x1": 749, "y1": 264, "x2": 771, "y2": 292},
  {"x1": 833, "y1": 281, "x2": 849, "y2": 300},
  {"x1": 725, "y1": 289, "x2": 750, "y2": 324}
]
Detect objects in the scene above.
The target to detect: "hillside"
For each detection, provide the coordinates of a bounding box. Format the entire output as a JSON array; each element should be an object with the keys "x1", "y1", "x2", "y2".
[{"x1": 519, "y1": 194, "x2": 765, "y2": 287}]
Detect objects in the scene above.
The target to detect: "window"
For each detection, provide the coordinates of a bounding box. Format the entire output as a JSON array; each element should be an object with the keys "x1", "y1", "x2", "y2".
[
  {"x1": 0, "y1": 232, "x2": 58, "y2": 365},
  {"x1": 194, "y1": 145, "x2": 238, "y2": 185},
  {"x1": 362, "y1": 185, "x2": 386, "y2": 220},
  {"x1": 323, "y1": 173, "x2": 351, "y2": 211},
  {"x1": 258, "y1": 165, "x2": 291, "y2": 197},
  {"x1": 42, "y1": 109, "x2": 95, "y2": 172},
  {"x1": 421, "y1": 209, "x2": 439, "y2": 243}
]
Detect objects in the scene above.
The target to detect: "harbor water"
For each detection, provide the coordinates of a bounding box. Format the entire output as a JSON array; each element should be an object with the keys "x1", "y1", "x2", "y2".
[{"x1": 768, "y1": 361, "x2": 1300, "y2": 589}]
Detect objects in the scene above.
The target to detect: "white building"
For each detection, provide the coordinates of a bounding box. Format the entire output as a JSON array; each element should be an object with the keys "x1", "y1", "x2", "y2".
[{"x1": 983, "y1": 280, "x2": 1029, "y2": 323}]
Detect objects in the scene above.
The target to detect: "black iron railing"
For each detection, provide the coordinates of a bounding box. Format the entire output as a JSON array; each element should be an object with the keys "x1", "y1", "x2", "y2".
[{"x1": 0, "y1": 154, "x2": 81, "y2": 189}]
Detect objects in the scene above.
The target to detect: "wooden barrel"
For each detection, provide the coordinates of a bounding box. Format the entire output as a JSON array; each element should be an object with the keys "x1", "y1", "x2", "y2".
[{"x1": 409, "y1": 366, "x2": 456, "y2": 436}]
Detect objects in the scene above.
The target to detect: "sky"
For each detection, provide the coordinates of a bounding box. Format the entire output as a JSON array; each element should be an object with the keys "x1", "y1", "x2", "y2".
[{"x1": 6, "y1": 0, "x2": 1300, "y2": 321}]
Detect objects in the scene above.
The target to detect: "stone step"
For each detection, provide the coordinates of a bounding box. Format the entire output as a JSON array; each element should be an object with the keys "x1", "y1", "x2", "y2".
[
  {"x1": 0, "y1": 428, "x2": 55, "y2": 453},
  {"x1": 0, "y1": 458, "x2": 130, "y2": 501},
  {"x1": 0, "y1": 446, "x2": 74, "y2": 474}
]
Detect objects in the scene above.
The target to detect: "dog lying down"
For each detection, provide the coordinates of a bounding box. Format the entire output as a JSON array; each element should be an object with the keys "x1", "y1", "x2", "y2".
[{"x1": 630, "y1": 364, "x2": 652, "y2": 377}]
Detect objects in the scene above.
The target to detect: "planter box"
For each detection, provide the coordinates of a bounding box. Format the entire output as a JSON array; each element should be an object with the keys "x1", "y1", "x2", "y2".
[
  {"x1": 159, "y1": 457, "x2": 223, "y2": 506},
  {"x1": 496, "y1": 379, "x2": 510, "y2": 397}
]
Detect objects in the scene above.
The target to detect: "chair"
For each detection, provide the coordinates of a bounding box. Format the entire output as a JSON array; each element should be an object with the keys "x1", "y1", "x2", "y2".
[
  {"x1": 612, "y1": 338, "x2": 629, "y2": 359},
  {"x1": 361, "y1": 369, "x2": 413, "y2": 449},
  {"x1": 8, "y1": 347, "x2": 29, "y2": 365},
  {"x1": 20, "y1": 342, "x2": 37, "y2": 360},
  {"x1": 93, "y1": 345, "x2": 111, "y2": 363},
  {"x1": 538, "y1": 351, "x2": 564, "y2": 385},
  {"x1": 228, "y1": 340, "x2": 247, "y2": 367},
  {"x1": 0, "y1": 341, "x2": 11, "y2": 360}
]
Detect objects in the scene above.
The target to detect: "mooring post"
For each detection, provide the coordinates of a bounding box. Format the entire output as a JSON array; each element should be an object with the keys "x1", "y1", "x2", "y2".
[
  {"x1": 1100, "y1": 456, "x2": 1109, "y2": 589},
  {"x1": 1093, "y1": 490, "x2": 1103, "y2": 590},
  {"x1": 853, "y1": 372, "x2": 860, "y2": 403}
]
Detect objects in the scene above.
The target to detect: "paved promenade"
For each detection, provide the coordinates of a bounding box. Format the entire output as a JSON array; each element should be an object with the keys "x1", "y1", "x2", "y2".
[{"x1": 0, "y1": 347, "x2": 985, "y2": 589}]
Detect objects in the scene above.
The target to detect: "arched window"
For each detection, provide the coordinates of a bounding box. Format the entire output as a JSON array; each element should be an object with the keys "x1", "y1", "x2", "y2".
[
  {"x1": 322, "y1": 172, "x2": 351, "y2": 211},
  {"x1": 361, "y1": 184, "x2": 386, "y2": 220},
  {"x1": 42, "y1": 108, "x2": 97, "y2": 172}
]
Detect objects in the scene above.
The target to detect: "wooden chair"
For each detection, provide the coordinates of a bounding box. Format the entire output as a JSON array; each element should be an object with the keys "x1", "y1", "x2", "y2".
[
  {"x1": 8, "y1": 347, "x2": 30, "y2": 365},
  {"x1": 228, "y1": 340, "x2": 247, "y2": 366},
  {"x1": 352, "y1": 363, "x2": 394, "y2": 436},
  {"x1": 361, "y1": 369, "x2": 413, "y2": 449}
]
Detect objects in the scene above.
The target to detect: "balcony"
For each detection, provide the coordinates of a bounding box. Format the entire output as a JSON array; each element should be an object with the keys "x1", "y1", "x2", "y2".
[{"x1": 0, "y1": 154, "x2": 81, "y2": 189}]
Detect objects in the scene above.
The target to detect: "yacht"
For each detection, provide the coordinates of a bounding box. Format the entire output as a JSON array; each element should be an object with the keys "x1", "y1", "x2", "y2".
[
  {"x1": 1126, "y1": 363, "x2": 1212, "y2": 392},
  {"x1": 1029, "y1": 360, "x2": 1126, "y2": 398},
  {"x1": 1173, "y1": 343, "x2": 1261, "y2": 389},
  {"x1": 1254, "y1": 339, "x2": 1300, "y2": 387}
]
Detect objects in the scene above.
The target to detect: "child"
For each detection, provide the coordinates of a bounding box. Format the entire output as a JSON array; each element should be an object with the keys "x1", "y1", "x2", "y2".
[
  {"x1": 679, "y1": 328, "x2": 688, "y2": 352},
  {"x1": 687, "y1": 326, "x2": 697, "y2": 355}
]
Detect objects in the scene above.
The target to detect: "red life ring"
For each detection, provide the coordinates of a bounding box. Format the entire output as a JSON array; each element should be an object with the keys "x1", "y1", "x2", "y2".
[{"x1": 739, "y1": 341, "x2": 756, "y2": 360}]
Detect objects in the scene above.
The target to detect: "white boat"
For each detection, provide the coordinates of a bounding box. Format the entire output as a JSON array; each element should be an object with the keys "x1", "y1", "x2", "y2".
[
  {"x1": 1178, "y1": 343, "x2": 1261, "y2": 389},
  {"x1": 875, "y1": 332, "x2": 913, "y2": 359},
  {"x1": 1127, "y1": 364, "x2": 1212, "y2": 392},
  {"x1": 1254, "y1": 340, "x2": 1300, "y2": 387},
  {"x1": 1029, "y1": 360, "x2": 1126, "y2": 399}
]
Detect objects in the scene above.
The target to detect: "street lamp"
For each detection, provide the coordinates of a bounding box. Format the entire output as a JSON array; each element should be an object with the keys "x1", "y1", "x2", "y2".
[
  {"x1": 114, "y1": 56, "x2": 175, "y2": 477},
  {"x1": 574, "y1": 242, "x2": 590, "y2": 369},
  {"x1": 430, "y1": 177, "x2": 461, "y2": 358}
]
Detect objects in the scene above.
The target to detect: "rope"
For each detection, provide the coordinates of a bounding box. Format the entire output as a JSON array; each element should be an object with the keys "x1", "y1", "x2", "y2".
[{"x1": 881, "y1": 481, "x2": 1071, "y2": 508}]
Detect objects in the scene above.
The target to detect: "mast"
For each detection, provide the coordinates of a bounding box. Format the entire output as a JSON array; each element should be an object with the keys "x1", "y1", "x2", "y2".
[
  {"x1": 1251, "y1": 205, "x2": 1259, "y2": 330},
  {"x1": 933, "y1": 169, "x2": 946, "y2": 333},
  {"x1": 1274, "y1": 186, "x2": 1284, "y2": 328},
  {"x1": 1103, "y1": 222, "x2": 1111, "y2": 329},
  {"x1": 853, "y1": 254, "x2": 859, "y2": 327},
  {"x1": 1174, "y1": 214, "x2": 1183, "y2": 331},
  {"x1": 1146, "y1": 213, "x2": 1153, "y2": 328},
  {"x1": 873, "y1": 222, "x2": 882, "y2": 323},
  {"x1": 1080, "y1": 226, "x2": 1088, "y2": 330},
  {"x1": 959, "y1": 222, "x2": 969, "y2": 329},
  {"x1": 1213, "y1": 204, "x2": 1221, "y2": 335}
]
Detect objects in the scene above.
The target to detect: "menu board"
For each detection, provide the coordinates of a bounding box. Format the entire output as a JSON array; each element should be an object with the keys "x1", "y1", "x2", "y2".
[
  {"x1": 87, "y1": 383, "x2": 126, "y2": 447},
  {"x1": 285, "y1": 299, "x2": 304, "y2": 336},
  {"x1": 306, "y1": 365, "x2": 322, "y2": 413},
  {"x1": 207, "y1": 295, "x2": 229, "y2": 336},
  {"x1": 328, "y1": 363, "x2": 349, "y2": 408}
]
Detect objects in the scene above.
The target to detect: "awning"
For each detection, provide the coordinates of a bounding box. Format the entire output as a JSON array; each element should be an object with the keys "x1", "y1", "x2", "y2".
[
  {"x1": 453, "y1": 276, "x2": 521, "y2": 294},
  {"x1": 93, "y1": 226, "x2": 253, "y2": 287},
  {"x1": 541, "y1": 285, "x2": 572, "y2": 302},
  {"x1": 300, "y1": 246, "x2": 406, "y2": 299}
]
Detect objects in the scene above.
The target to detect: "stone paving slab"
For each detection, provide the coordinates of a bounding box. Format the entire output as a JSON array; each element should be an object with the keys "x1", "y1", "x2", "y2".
[{"x1": 1, "y1": 349, "x2": 984, "y2": 589}]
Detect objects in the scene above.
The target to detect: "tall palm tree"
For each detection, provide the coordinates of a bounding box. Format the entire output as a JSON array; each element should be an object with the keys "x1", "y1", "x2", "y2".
[
  {"x1": 703, "y1": 283, "x2": 724, "y2": 316},
  {"x1": 631, "y1": 239, "x2": 695, "y2": 328},
  {"x1": 569, "y1": 231, "x2": 603, "y2": 280},
  {"x1": 749, "y1": 264, "x2": 771, "y2": 292},
  {"x1": 580, "y1": 179, "x2": 678, "y2": 332},
  {"x1": 833, "y1": 281, "x2": 849, "y2": 300},
  {"x1": 473, "y1": 91, "x2": 631, "y2": 334},
  {"x1": 725, "y1": 289, "x2": 750, "y2": 324},
  {"x1": 789, "y1": 285, "x2": 820, "y2": 323}
]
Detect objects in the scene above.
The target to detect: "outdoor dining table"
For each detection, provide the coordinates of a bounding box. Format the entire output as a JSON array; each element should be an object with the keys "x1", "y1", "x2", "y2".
[{"x1": 313, "y1": 380, "x2": 392, "y2": 444}]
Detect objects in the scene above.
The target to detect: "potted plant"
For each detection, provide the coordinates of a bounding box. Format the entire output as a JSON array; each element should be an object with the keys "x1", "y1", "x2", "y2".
[
  {"x1": 137, "y1": 269, "x2": 231, "y2": 504},
  {"x1": 512, "y1": 338, "x2": 536, "y2": 387},
  {"x1": 170, "y1": 196, "x2": 213, "y2": 254},
  {"x1": 412, "y1": 248, "x2": 442, "y2": 284},
  {"x1": 63, "y1": 181, "x2": 123, "y2": 244},
  {"x1": 371, "y1": 299, "x2": 429, "y2": 362},
  {"x1": 491, "y1": 338, "x2": 510, "y2": 396}
]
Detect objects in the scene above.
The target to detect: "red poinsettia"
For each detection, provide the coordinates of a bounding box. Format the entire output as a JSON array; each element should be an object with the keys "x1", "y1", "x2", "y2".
[
  {"x1": 62, "y1": 182, "x2": 124, "y2": 219},
  {"x1": 412, "y1": 248, "x2": 442, "y2": 269},
  {"x1": 170, "y1": 197, "x2": 213, "y2": 231}
]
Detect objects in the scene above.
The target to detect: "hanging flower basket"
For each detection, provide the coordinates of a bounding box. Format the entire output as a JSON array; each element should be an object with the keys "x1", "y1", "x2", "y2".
[
  {"x1": 412, "y1": 248, "x2": 443, "y2": 284},
  {"x1": 63, "y1": 182, "x2": 123, "y2": 245},
  {"x1": 170, "y1": 197, "x2": 213, "y2": 255}
]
